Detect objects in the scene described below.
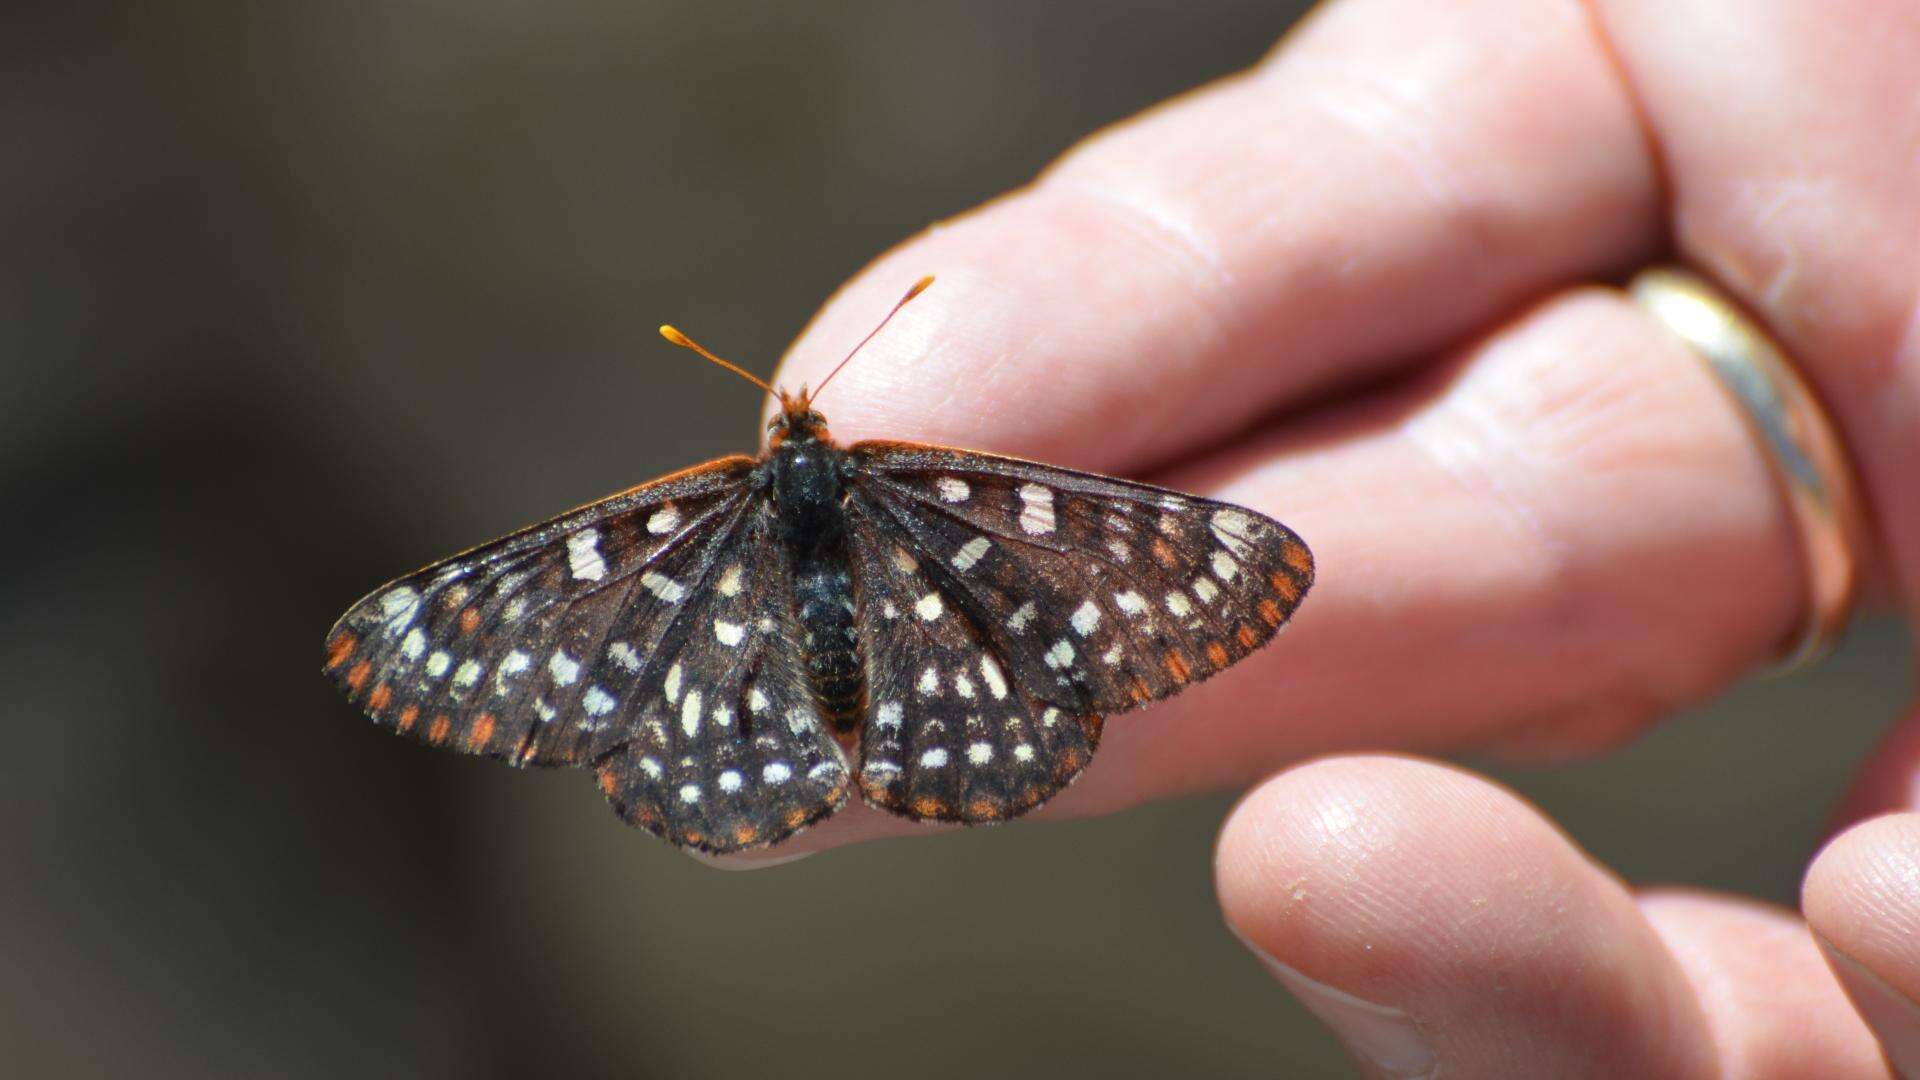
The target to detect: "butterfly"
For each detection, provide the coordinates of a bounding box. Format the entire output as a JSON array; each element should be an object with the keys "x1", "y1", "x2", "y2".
[{"x1": 323, "y1": 277, "x2": 1313, "y2": 854}]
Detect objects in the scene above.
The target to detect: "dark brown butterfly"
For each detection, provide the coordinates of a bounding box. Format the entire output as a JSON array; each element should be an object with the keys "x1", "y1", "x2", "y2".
[{"x1": 323, "y1": 278, "x2": 1313, "y2": 854}]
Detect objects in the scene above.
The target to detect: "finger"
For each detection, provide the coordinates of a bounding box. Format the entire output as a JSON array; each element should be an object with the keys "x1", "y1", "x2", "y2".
[
  {"x1": 721, "y1": 286, "x2": 1800, "y2": 860},
  {"x1": 1215, "y1": 755, "x2": 1716, "y2": 1078},
  {"x1": 1592, "y1": 0, "x2": 1920, "y2": 609},
  {"x1": 1831, "y1": 703, "x2": 1920, "y2": 826},
  {"x1": 770, "y1": 0, "x2": 1659, "y2": 471},
  {"x1": 1638, "y1": 890, "x2": 1887, "y2": 1078},
  {"x1": 1804, "y1": 812, "x2": 1920, "y2": 1075}
]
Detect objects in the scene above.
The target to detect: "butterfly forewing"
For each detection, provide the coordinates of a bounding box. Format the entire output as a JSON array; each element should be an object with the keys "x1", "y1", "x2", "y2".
[
  {"x1": 323, "y1": 457, "x2": 758, "y2": 766},
  {"x1": 847, "y1": 442, "x2": 1313, "y2": 720}
]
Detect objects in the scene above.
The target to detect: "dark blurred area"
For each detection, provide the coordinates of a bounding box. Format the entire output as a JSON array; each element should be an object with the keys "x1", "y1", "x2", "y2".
[{"x1": 2, "y1": 3, "x2": 1908, "y2": 1077}]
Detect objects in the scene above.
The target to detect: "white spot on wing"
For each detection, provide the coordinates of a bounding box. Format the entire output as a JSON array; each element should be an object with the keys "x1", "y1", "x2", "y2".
[
  {"x1": 583, "y1": 685, "x2": 616, "y2": 716},
  {"x1": 1102, "y1": 643, "x2": 1124, "y2": 665},
  {"x1": 452, "y1": 659, "x2": 481, "y2": 691},
  {"x1": 647, "y1": 505, "x2": 680, "y2": 534},
  {"x1": 1114, "y1": 590, "x2": 1148, "y2": 615},
  {"x1": 548, "y1": 650, "x2": 580, "y2": 685},
  {"x1": 748, "y1": 686, "x2": 769, "y2": 713},
  {"x1": 1006, "y1": 601, "x2": 1037, "y2": 632},
  {"x1": 951, "y1": 536, "x2": 991, "y2": 571},
  {"x1": 918, "y1": 747, "x2": 949, "y2": 769},
  {"x1": 566, "y1": 529, "x2": 607, "y2": 581},
  {"x1": 1193, "y1": 577, "x2": 1221, "y2": 604},
  {"x1": 966, "y1": 742, "x2": 993, "y2": 765},
  {"x1": 1106, "y1": 537, "x2": 1132, "y2": 563},
  {"x1": 1211, "y1": 550, "x2": 1238, "y2": 581},
  {"x1": 534, "y1": 698, "x2": 557, "y2": 722},
  {"x1": 1044, "y1": 639, "x2": 1076, "y2": 669},
  {"x1": 494, "y1": 650, "x2": 530, "y2": 694},
  {"x1": 641, "y1": 571, "x2": 685, "y2": 603},
  {"x1": 678, "y1": 783, "x2": 701, "y2": 804},
  {"x1": 717, "y1": 769, "x2": 743, "y2": 793},
  {"x1": 425, "y1": 651, "x2": 451, "y2": 678},
  {"x1": 1165, "y1": 591, "x2": 1193, "y2": 618},
  {"x1": 1210, "y1": 508, "x2": 1254, "y2": 558},
  {"x1": 681, "y1": 689, "x2": 703, "y2": 737},
  {"x1": 875, "y1": 701, "x2": 904, "y2": 729},
  {"x1": 937, "y1": 477, "x2": 970, "y2": 503},
  {"x1": 915, "y1": 592, "x2": 944, "y2": 620},
  {"x1": 1070, "y1": 600, "x2": 1101, "y2": 636},
  {"x1": 713, "y1": 619, "x2": 746, "y2": 646},
  {"x1": 1018, "y1": 484, "x2": 1056, "y2": 535},
  {"x1": 917, "y1": 667, "x2": 940, "y2": 696},
  {"x1": 717, "y1": 564, "x2": 744, "y2": 597},
  {"x1": 639, "y1": 756, "x2": 663, "y2": 779},
  {"x1": 379, "y1": 587, "x2": 420, "y2": 633},
  {"x1": 1013, "y1": 743, "x2": 1035, "y2": 763},
  {"x1": 608, "y1": 641, "x2": 641, "y2": 673},
  {"x1": 664, "y1": 662, "x2": 682, "y2": 703},
  {"x1": 979, "y1": 656, "x2": 1008, "y2": 700},
  {"x1": 762, "y1": 762, "x2": 792, "y2": 785},
  {"x1": 954, "y1": 673, "x2": 974, "y2": 699},
  {"x1": 400, "y1": 627, "x2": 426, "y2": 662}
]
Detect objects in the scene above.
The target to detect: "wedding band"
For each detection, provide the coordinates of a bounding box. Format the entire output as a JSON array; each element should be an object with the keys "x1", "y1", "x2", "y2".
[{"x1": 1630, "y1": 267, "x2": 1867, "y2": 674}]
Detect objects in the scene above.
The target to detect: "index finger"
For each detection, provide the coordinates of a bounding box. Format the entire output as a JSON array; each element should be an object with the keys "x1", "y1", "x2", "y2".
[{"x1": 771, "y1": 0, "x2": 1660, "y2": 474}]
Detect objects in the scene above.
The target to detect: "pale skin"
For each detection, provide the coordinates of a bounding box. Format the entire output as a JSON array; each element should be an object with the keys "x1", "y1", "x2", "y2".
[{"x1": 727, "y1": 1, "x2": 1920, "y2": 1074}]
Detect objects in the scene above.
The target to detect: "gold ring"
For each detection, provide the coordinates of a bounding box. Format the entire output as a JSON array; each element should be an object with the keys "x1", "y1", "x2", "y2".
[{"x1": 1630, "y1": 267, "x2": 1867, "y2": 674}]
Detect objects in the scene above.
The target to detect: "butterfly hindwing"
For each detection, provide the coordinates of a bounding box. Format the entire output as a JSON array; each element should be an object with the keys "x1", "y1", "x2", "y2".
[
  {"x1": 323, "y1": 457, "x2": 761, "y2": 766},
  {"x1": 591, "y1": 503, "x2": 852, "y2": 853},
  {"x1": 847, "y1": 441, "x2": 1313, "y2": 718},
  {"x1": 843, "y1": 515, "x2": 1103, "y2": 822}
]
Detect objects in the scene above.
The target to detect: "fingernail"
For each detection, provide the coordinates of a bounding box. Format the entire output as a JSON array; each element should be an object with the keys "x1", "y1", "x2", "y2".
[
  {"x1": 1234, "y1": 932, "x2": 1436, "y2": 1079},
  {"x1": 1817, "y1": 934, "x2": 1920, "y2": 1078}
]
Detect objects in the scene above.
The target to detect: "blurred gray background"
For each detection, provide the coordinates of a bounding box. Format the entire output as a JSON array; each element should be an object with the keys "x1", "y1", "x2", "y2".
[{"x1": 2, "y1": 2, "x2": 1909, "y2": 1077}]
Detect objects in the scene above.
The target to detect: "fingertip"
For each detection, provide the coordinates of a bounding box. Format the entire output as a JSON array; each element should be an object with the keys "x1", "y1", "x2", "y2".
[
  {"x1": 1803, "y1": 812, "x2": 1920, "y2": 1077},
  {"x1": 1216, "y1": 754, "x2": 1713, "y2": 1079}
]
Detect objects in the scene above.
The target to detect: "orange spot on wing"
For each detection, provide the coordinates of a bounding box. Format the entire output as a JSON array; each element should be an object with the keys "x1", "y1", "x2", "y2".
[
  {"x1": 966, "y1": 798, "x2": 1001, "y2": 820},
  {"x1": 325, "y1": 633, "x2": 357, "y2": 669},
  {"x1": 597, "y1": 768, "x2": 619, "y2": 796},
  {"x1": 732, "y1": 824, "x2": 760, "y2": 846},
  {"x1": 427, "y1": 714, "x2": 451, "y2": 743},
  {"x1": 1163, "y1": 649, "x2": 1192, "y2": 683},
  {"x1": 1236, "y1": 623, "x2": 1259, "y2": 649},
  {"x1": 396, "y1": 705, "x2": 419, "y2": 732},
  {"x1": 459, "y1": 608, "x2": 481, "y2": 634},
  {"x1": 784, "y1": 807, "x2": 810, "y2": 828},
  {"x1": 1150, "y1": 538, "x2": 1179, "y2": 566},
  {"x1": 1258, "y1": 598, "x2": 1285, "y2": 626},
  {"x1": 1270, "y1": 570, "x2": 1301, "y2": 603},
  {"x1": 346, "y1": 660, "x2": 372, "y2": 690},
  {"x1": 468, "y1": 713, "x2": 497, "y2": 749},
  {"x1": 910, "y1": 796, "x2": 949, "y2": 818},
  {"x1": 1283, "y1": 542, "x2": 1313, "y2": 574},
  {"x1": 1128, "y1": 677, "x2": 1152, "y2": 702},
  {"x1": 1205, "y1": 641, "x2": 1229, "y2": 668},
  {"x1": 367, "y1": 683, "x2": 392, "y2": 711}
]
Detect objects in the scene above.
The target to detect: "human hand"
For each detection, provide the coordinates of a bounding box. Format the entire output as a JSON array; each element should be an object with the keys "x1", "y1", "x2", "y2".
[{"x1": 751, "y1": 1, "x2": 1920, "y2": 1073}]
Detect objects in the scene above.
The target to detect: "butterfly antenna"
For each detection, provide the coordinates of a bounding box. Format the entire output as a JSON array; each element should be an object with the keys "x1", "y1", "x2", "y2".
[
  {"x1": 809, "y1": 275, "x2": 935, "y2": 401},
  {"x1": 658, "y1": 325, "x2": 774, "y2": 395}
]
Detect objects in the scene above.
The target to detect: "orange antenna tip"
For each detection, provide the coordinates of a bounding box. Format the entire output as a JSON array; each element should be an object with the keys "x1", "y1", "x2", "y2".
[
  {"x1": 657, "y1": 323, "x2": 773, "y2": 394},
  {"x1": 810, "y1": 274, "x2": 938, "y2": 402}
]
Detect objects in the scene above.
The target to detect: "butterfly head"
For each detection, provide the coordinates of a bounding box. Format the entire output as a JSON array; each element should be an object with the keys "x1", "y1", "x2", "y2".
[{"x1": 768, "y1": 387, "x2": 830, "y2": 447}]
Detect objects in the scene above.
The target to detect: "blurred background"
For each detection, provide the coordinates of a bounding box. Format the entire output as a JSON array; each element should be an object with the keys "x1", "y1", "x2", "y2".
[{"x1": 2, "y1": 2, "x2": 1909, "y2": 1076}]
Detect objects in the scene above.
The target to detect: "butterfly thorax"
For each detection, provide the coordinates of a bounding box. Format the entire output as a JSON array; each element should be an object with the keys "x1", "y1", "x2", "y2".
[{"x1": 762, "y1": 416, "x2": 865, "y2": 734}]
